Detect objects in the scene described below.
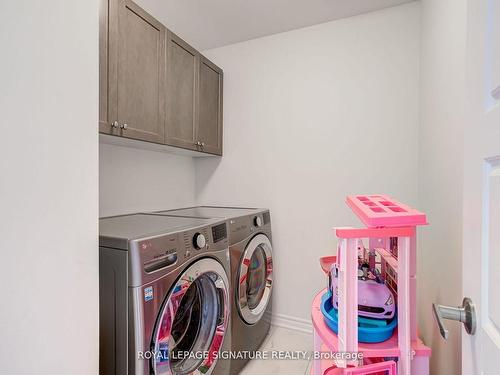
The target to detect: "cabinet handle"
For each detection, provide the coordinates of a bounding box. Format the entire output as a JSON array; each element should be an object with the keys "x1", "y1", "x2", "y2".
[
  {"x1": 112, "y1": 121, "x2": 119, "y2": 128},
  {"x1": 201, "y1": 142, "x2": 205, "y2": 147},
  {"x1": 195, "y1": 141, "x2": 201, "y2": 146},
  {"x1": 120, "y1": 123, "x2": 128, "y2": 130}
]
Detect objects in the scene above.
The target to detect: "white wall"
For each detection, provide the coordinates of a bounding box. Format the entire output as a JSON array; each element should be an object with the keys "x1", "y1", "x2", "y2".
[
  {"x1": 196, "y1": 2, "x2": 421, "y2": 325},
  {"x1": 99, "y1": 144, "x2": 196, "y2": 217},
  {"x1": 98, "y1": 0, "x2": 198, "y2": 218},
  {"x1": 418, "y1": 0, "x2": 467, "y2": 374},
  {"x1": 0, "y1": 1, "x2": 99, "y2": 375}
]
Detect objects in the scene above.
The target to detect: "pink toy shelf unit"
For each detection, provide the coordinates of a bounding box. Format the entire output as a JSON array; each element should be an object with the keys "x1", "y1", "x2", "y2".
[{"x1": 311, "y1": 195, "x2": 431, "y2": 375}]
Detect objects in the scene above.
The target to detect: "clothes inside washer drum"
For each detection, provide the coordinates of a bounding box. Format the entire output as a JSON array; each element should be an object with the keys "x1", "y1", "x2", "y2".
[
  {"x1": 246, "y1": 246, "x2": 267, "y2": 310},
  {"x1": 170, "y1": 274, "x2": 220, "y2": 374}
]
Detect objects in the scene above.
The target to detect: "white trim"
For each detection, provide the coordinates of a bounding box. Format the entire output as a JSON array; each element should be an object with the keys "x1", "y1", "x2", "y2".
[{"x1": 269, "y1": 312, "x2": 313, "y2": 334}]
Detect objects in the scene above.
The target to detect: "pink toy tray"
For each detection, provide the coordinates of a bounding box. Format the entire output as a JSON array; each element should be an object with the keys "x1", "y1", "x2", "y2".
[{"x1": 346, "y1": 195, "x2": 428, "y2": 228}]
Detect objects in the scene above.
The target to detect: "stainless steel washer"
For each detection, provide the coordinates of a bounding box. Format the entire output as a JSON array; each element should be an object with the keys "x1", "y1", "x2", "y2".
[
  {"x1": 150, "y1": 207, "x2": 273, "y2": 375},
  {"x1": 99, "y1": 214, "x2": 231, "y2": 375}
]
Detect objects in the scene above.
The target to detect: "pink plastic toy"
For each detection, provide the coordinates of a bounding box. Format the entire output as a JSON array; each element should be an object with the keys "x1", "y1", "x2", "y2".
[
  {"x1": 311, "y1": 195, "x2": 431, "y2": 375},
  {"x1": 329, "y1": 257, "x2": 396, "y2": 321},
  {"x1": 325, "y1": 360, "x2": 397, "y2": 374},
  {"x1": 320, "y1": 256, "x2": 337, "y2": 274},
  {"x1": 346, "y1": 195, "x2": 427, "y2": 228}
]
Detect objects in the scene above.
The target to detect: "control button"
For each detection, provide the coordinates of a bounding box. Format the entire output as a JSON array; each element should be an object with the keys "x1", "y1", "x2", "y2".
[
  {"x1": 193, "y1": 233, "x2": 206, "y2": 249},
  {"x1": 254, "y1": 216, "x2": 263, "y2": 227}
]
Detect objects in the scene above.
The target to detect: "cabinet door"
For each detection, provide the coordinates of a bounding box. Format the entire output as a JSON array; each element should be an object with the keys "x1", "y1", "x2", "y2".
[
  {"x1": 164, "y1": 32, "x2": 198, "y2": 150},
  {"x1": 99, "y1": 0, "x2": 116, "y2": 135},
  {"x1": 108, "y1": 0, "x2": 166, "y2": 143},
  {"x1": 197, "y1": 56, "x2": 223, "y2": 155}
]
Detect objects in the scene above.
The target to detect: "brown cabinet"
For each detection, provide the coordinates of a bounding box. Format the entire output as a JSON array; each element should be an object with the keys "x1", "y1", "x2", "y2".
[
  {"x1": 100, "y1": 0, "x2": 166, "y2": 143},
  {"x1": 99, "y1": 0, "x2": 223, "y2": 155},
  {"x1": 197, "y1": 56, "x2": 223, "y2": 155},
  {"x1": 165, "y1": 32, "x2": 198, "y2": 150},
  {"x1": 99, "y1": 0, "x2": 110, "y2": 132}
]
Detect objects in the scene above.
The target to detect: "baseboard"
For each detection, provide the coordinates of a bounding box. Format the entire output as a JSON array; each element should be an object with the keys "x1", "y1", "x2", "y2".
[{"x1": 269, "y1": 312, "x2": 313, "y2": 334}]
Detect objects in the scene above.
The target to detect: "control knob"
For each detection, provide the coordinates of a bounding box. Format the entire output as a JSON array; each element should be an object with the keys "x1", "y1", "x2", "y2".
[
  {"x1": 193, "y1": 233, "x2": 206, "y2": 249},
  {"x1": 254, "y1": 216, "x2": 263, "y2": 227}
]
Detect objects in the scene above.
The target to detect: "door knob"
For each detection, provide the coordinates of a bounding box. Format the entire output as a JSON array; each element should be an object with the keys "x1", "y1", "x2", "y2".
[
  {"x1": 433, "y1": 297, "x2": 476, "y2": 340},
  {"x1": 120, "y1": 123, "x2": 128, "y2": 130},
  {"x1": 112, "y1": 121, "x2": 119, "y2": 128}
]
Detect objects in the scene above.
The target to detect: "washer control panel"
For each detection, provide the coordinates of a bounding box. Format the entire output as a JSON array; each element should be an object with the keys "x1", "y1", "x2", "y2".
[
  {"x1": 211, "y1": 222, "x2": 228, "y2": 243},
  {"x1": 228, "y1": 210, "x2": 271, "y2": 244},
  {"x1": 131, "y1": 220, "x2": 229, "y2": 286},
  {"x1": 181, "y1": 223, "x2": 228, "y2": 260}
]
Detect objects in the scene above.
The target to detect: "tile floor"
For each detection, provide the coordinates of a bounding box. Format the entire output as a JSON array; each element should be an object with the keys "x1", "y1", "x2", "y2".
[{"x1": 240, "y1": 326, "x2": 313, "y2": 375}]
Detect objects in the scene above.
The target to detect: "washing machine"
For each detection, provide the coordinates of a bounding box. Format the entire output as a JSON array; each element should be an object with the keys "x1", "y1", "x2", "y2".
[
  {"x1": 150, "y1": 207, "x2": 273, "y2": 375},
  {"x1": 99, "y1": 213, "x2": 231, "y2": 375}
]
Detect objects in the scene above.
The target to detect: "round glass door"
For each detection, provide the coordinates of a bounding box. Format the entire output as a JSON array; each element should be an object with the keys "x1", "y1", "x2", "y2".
[
  {"x1": 238, "y1": 234, "x2": 273, "y2": 324},
  {"x1": 151, "y1": 258, "x2": 229, "y2": 375}
]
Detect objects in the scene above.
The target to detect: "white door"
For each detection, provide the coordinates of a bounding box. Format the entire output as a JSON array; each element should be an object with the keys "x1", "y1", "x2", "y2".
[{"x1": 462, "y1": 0, "x2": 500, "y2": 373}]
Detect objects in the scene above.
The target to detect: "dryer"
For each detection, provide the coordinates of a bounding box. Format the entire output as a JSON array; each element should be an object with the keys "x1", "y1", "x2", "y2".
[
  {"x1": 99, "y1": 214, "x2": 231, "y2": 375},
  {"x1": 151, "y1": 207, "x2": 273, "y2": 375}
]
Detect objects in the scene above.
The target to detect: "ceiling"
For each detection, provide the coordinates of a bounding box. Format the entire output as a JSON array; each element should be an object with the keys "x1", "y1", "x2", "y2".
[{"x1": 137, "y1": 0, "x2": 416, "y2": 51}]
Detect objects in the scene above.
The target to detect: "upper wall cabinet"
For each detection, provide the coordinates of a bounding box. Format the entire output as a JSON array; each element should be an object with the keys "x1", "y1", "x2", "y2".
[
  {"x1": 99, "y1": 0, "x2": 110, "y2": 132},
  {"x1": 99, "y1": 0, "x2": 223, "y2": 156},
  {"x1": 197, "y1": 56, "x2": 223, "y2": 155},
  {"x1": 165, "y1": 32, "x2": 198, "y2": 151},
  {"x1": 100, "y1": 0, "x2": 166, "y2": 143}
]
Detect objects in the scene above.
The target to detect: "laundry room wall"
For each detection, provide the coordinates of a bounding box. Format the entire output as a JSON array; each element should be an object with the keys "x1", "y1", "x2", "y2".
[
  {"x1": 0, "y1": 1, "x2": 99, "y2": 374},
  {"x1": 195, "y1": 2, "x2": 421, "y2": 329},
  {"x1": 418, "y1": 0, "x2": 467, "y2": 374},
  {"x1": 99, "y1": 144, "x2": 197, "y2": 217}
]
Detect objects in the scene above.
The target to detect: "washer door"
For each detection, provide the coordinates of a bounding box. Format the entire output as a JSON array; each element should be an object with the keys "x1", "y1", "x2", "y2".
[
  {"x1": 151, "y1": 258, "x2": 229, "y2": 375},
  {"x1": 237, "y1": 234, "x2": 273, "y2": 325}
]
